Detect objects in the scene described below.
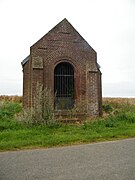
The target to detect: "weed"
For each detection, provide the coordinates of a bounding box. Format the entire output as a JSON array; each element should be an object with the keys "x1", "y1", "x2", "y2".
[
  {"x1": 19, "y1": 83, "x2": 55, "y2": 125},
  {"x1": 102, "y1": 104, "x2": 113, "y2": 113},
  {"x1": 0, "y1": 101, "x2": 22, "y2": 119}
]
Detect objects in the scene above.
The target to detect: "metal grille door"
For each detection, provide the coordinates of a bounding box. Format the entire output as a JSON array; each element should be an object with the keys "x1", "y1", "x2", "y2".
[{"x1": 54, "y1": 62, "x2": 74, "y2": 110}]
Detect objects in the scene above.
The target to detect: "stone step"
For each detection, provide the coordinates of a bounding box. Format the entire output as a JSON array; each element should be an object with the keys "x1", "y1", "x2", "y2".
[
  {"x1": 55, "y1": 111, "x2": 87, "y2": 123},
  {"x1": 57, "y1": 117, "x2": 83, "y2": 124}
]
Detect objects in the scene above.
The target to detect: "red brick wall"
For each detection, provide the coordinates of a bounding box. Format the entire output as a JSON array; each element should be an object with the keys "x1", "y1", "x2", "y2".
[
  {"x1": 22, "y1": 19, "x2": 102, "y2": 116},
  {"x1": 23, "y1": 60, "x2": 30, "y2": 108}
]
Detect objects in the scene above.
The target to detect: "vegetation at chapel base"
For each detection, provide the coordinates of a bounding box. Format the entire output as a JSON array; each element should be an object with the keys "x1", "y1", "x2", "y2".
[{"x1": 0, "y1": 96, "x2": 135, "y2": 151}]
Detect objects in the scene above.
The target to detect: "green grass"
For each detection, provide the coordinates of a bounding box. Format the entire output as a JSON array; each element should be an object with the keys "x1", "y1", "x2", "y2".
[
  {"x1": 0, "y1": 116, "x2": 135, "y2": 151},
  {"x1": 0, "y1": 99, "x2": 135, "y2": 151}
]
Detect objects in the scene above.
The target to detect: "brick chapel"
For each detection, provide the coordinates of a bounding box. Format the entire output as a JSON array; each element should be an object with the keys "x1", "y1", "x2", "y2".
[{"x1": 21, "y1": 18, "x2": 102, "y2": 117}]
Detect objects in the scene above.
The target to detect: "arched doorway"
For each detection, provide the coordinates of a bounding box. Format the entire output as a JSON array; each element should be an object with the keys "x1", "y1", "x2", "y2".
[{"x1": 54, "y1": 62, "x2": 74, "y2": 110}]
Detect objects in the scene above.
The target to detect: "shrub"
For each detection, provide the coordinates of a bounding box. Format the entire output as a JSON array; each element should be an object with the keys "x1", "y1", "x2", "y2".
[
  {"x1": 117, "y1": 112, "x2": 135, "y2": 123},
  {"x1": 0, "y1": 101, "x2": 22, "y2": 119},
  {"x1": 126, "y1": 112, "x2": 135, "y2": 123},
  {"x1": 19, "y1": 83, "x2": 55, "y2": 125},
  {"x1": 105, "y1": 118, "x2": 117, "y2": 127},
  {"x1": 102, "y1": 104, "x2": 113, "y2": 113},
  {"x1": 104, "y1": 111, "x2": 135, "y2": 128}
]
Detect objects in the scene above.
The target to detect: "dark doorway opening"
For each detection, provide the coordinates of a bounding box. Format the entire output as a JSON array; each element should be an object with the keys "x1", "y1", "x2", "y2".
[{"x1": 54, "y1": 62, "x2": 74, "y2": 110}]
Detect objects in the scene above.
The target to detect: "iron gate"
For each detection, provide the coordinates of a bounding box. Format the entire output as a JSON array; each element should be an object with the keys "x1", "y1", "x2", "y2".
[{"x1": 54, "y1": 62, "x2": 74, "y2": 110}]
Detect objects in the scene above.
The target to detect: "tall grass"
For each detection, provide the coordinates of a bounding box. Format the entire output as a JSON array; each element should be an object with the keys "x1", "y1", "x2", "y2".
[
  {"x1": 0, "y1": 97, "x2": 135, "y2": 151},
  {"x1": 19, "y1": 83, "x2": 55, "y2": 125},
  {"x1": 0, "y1": 101, "x2": 22, "y2": 119}
]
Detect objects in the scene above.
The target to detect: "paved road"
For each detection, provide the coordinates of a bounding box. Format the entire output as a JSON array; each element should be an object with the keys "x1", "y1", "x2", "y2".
[{"x1": 0, "y1": 138, "x2": 135, "y2": 180}]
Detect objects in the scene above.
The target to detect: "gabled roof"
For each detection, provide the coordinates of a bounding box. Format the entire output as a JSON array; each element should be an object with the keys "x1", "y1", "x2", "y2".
[
  {"x1": 21, "y1": 18, "x2": 95, "y2": 66},
  {"x1": 21, "y1": 55, "x2": 30, "y2": 66},
  {"x1": 31, "y1": 18, "x2": 94, "y2": 51}
]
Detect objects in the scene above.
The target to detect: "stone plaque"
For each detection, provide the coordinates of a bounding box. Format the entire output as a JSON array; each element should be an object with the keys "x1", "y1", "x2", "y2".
[{"x1": 32, "y1": 56, "x2": 43, "y2": 69}]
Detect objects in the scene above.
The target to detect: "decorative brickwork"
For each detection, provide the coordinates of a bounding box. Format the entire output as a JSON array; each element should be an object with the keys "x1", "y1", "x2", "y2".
[{"x1": 22, "y1": 18, "x2": 102, "y2": 117}]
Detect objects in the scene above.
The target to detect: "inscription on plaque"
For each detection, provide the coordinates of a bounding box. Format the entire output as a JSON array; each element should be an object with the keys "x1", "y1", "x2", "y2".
[{"x1": 32, "y1": 56, "x2": 43, "y2": 69}]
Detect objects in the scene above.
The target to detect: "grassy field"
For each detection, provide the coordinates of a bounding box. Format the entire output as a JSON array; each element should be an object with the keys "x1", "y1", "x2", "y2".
[{"x1": 0, "y1": 96, "x2": 135, "y2": 151}]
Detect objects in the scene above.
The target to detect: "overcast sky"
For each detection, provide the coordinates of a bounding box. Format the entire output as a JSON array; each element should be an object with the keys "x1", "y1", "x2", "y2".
[{"x1": 0, "y1": 0, "x2": 135, "y2": 97}]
